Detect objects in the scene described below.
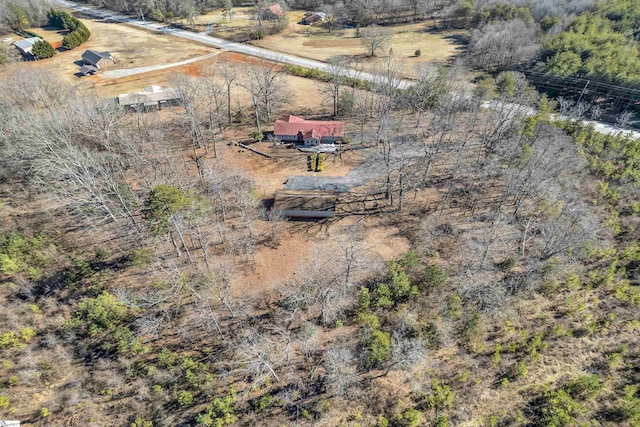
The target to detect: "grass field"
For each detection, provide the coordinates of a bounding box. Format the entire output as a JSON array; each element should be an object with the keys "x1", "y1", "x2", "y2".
[
  {"x1": 254, "y1": 20, "x2": 467, "y2": 79},
  {"x1": 24, "y1": 25, "x2": 67, "y2": 46},
  {"x1": 0, "y1": 16, "x2": 215, "y2": 91}
]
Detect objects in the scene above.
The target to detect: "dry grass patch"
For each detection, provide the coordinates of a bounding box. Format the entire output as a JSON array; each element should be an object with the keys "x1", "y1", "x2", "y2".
[
  {"x1": 254, "y1": 20, "x2": 467, "y2": 79},
  {"x1": 0, "y1": 16, "x2": 213, "y2": 88}
]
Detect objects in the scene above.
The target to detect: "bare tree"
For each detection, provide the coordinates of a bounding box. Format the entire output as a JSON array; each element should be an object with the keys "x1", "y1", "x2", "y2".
[
  {"x1": 324, "y1": 347, "x2": 358, "y2": 396},
  {"x1": 361, "y1": 24, "x2": 391, "y2": 57},
  {"x1": 240, "y1": 61, "x2": 289, "y2": 131},
  {"x1": 219, "y1": 62, "x2": 238, "y2": 125},
  {"x1": 202, "y1": 72, "x2": 228, "y2": 157},
  {"x1": 467, "y1": 19, "x2": 541, "y2": 71},
  {"x1": 320, "y1": 58, "x2": 349, "y2": 116},
  {"x1": 231, "y1": 330, "x2": 285, "y2": 387},
  {"x1": 221, "y1": 0, "x2": 233, "y2": 22}
]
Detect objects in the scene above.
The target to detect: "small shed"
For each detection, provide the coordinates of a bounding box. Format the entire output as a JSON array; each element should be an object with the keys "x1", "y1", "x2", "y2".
[
  {"x1": 81, "y1": 49, "x2": 115, "y2": 68},
  {"x1": 118, "y1": 85, "x2": 181, "y2": 109},
  {"x1": 274, "y1": 190, "x2": 337, "y2": 218},
  {"x1": 13, "y1": 37, "x2": 42, "y2": 55},
  {"x1": 79, "y1": 64, "x2": 98, "y2": 76},
  {"x1": 301, "y1": 12, "x2": 325, "y2": 25},
  {"x1": 264, "y1": 3, "x2": 284, "y2": 20}
]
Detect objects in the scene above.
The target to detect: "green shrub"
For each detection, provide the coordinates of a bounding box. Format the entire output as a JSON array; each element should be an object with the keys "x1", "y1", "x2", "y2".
[
  {"x1": 364, "y1": 329, "x2": 391, "y2": 369},
  {"x1": 414, "y1": 49, "x2": 421, "y2": 57},
  {"x1": 357, "y1": 312, "x2": 380, "y2": 330},
  {"x1": 563, "y1": 375, "x2": 602, "y2": 400},
  {"x1": 250, "y1": 394, "x2": 272, "y2": 412},
  {"x1": 158, "y1": 348, "x2": 178, "y2": 367},
  {"x1": 195, "y1": 389, "x2": 237, "y2": 427},
  {"x1": 424, "y1": 264, "x2": 448, "y2": 289},
  {"x1": 143, "y1": 185, "x2": 192, "y2": 236},
  {"x1": 126, "y1": 248, "x2": 153, "y2": 267},
  {"x1": 337, "y1": 90, "x2": 354, "y2": 116},
  {"x1": 32, "y1": 40, "x2": 55, "y2": 59},
  {"x1": 398, "y1": 250, "x2": 420, "y2": 270},
  {"x1": 395, "y1": 408, "x2": 422, "y2": 427},
  {"x1": 530, "y1": 387, "x2": 586, "y2": 427},
  {"x1": 0, "y1": 395, "x2": 9, "y2": 409},
  {"x1": 509, "y1": 361, "x2": 528, "y2": 380},
  {"x1": 358, "y1": 287, "x2": 371, "y2": 312},
  {"x1": 434, "y1": 415, "x2": 449, "y2": 427},
  {"x1": 131, "y1": 417, "x2": 153, "y2": 427},
  {"x1": 372, "y1": 284, "x2": 394, "y2": 308},
  {"x1": 389, "y1": 262, "x2": 418, "y2": 302},
  {"x1": 376, "y1": 415, "x2": 390, "y2": 427},
  {"x1": 0, "y1": 327, "x2": 35, "y2": 349},
  {"x1": 426, "y1": 380, "x2": 454, "y2": 411},
  {"x1": 249, "y1": 130, "x2": 263, "y2": 142},
  {"x1": 618, "y1": 385, "x2": 640, "y2": 421},
  {"x1": 177, "y1": 390, "x2": 193, "y2": 406},
  {"x1": 55, "y1": 10, "x2": 91, "y2": 50},
  {"x1": 70, "y1": 292, "x2": 128, "y2": 335},
  {"x1": 0, "y1": 232, "x2": 54, "y2": 278}
]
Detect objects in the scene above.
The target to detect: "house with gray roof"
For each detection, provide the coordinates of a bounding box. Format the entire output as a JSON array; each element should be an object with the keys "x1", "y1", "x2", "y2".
[
  {"x1": 81, "y1": 49, "x2": 115, "y2": 68},
  {"x1": 13, "y1": 37, "x2": 43, "y2": 56}
]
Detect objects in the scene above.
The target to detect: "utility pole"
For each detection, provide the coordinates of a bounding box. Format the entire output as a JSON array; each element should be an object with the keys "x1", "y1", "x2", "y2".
[{"x1": 576, "y1": 79, "x2": 589, "y2": 104}]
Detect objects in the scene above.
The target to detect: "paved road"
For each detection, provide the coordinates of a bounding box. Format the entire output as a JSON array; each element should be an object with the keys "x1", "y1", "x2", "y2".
[
  {"x1": 55, "y1": 0, "x2": 410, "y2": 89},
  {"x1": 56, "y1": 0, "x2": 640, "y2": 140}
]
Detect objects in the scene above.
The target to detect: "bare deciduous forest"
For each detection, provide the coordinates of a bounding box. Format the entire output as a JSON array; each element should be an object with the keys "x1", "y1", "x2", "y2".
[{"x1": 0, "y1": 0, "x2": 639, "y2": 426}]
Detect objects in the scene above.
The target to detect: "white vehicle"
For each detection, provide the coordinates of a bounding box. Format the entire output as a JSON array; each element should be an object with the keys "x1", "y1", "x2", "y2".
[{"x1": 1, "y1": 37, "x2": 12, "y2": 43}]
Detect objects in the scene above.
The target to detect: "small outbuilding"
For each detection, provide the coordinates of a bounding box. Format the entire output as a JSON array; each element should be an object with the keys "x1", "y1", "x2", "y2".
[
  {"x1": 264, "y1": 3, "x2": 284, "y2": 20},
  {"x1": 301, "y1": 12, "x2": 325, "y2": 25},
  {"x1": 118, "y1": 85, "x2": 181, "y2": 109},
  {"x1": 79, "y1": 64, "x2": 98, "y2": 76},
  {"x1": 274, "y1": 190, "x2": 337, "y2": 218},
  {"x1": 81, "y1": 49, "x2": 115, "y2": 68},
  {"x1": 13, "y1": 37, "x2": 42, "y2": 56}
]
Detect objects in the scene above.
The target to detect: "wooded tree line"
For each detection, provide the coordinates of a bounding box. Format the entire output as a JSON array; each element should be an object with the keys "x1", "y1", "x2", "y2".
[
  {"x1": 48, "y1": 10, "x2": 91, "y2": 49},
  {"x1": 55, "y1": 0, "x2": 452, "y2": 27},
  {"x1": 0, "y1": 0, "x2": 51, "y2": 32},
  {"x1": 452, "y1": 0, "x2": 640, "y2": 115}
]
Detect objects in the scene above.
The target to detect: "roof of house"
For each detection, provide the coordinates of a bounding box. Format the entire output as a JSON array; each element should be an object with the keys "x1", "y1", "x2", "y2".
[
  {"x1": 274, "y1": 190, "x2": 336, "y2": 217},
  {"x1": 118, "y1": 86, "x2": 181, "y2": 106},
  {"x1": 13, "y1": 37, "x2": 42, "y2": 51},
  {"x1": 303, "y1": 13, "x2": 324, "y2": 23},
  {"x1": 274, "y1": 115, "x2": 345, "y2": 139},
  {"x1": 82, "y1": 49, "x2": 114, "y2": 64},
  {"x1": 267, "y1": 3, "x2": 284, "y2": 17},
  {"x1": 80, "y1": 64, "x2": 98, "y2": 75}
]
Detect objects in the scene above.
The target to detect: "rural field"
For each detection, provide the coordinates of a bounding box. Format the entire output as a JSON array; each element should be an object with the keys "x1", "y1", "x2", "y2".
[
  {"x1": 1, "y1": 15, "x2": 215, "y2": 93},
  {"x1": 253, "y1": 20, "x2": 467, "y2": 79}
]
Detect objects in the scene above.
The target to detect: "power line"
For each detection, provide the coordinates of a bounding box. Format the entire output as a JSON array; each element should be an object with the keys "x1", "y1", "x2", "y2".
[{"x1": 512, "y1": 68, "x2": 640, "y2": 97}]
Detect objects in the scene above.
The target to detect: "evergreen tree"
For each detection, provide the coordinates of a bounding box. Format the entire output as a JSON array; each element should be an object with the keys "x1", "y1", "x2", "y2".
[{"x1": 32, "y1": 40, "x2": 55, "y2": 60}]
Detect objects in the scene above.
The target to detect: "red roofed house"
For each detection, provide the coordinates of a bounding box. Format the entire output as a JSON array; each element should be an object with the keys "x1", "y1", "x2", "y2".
[
  {"x1": 274, "y1": 115, "x2": 345, "y2": 146},
  {"x1": 264, "y1": 3, "x2": 284, "y2": 20}
]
